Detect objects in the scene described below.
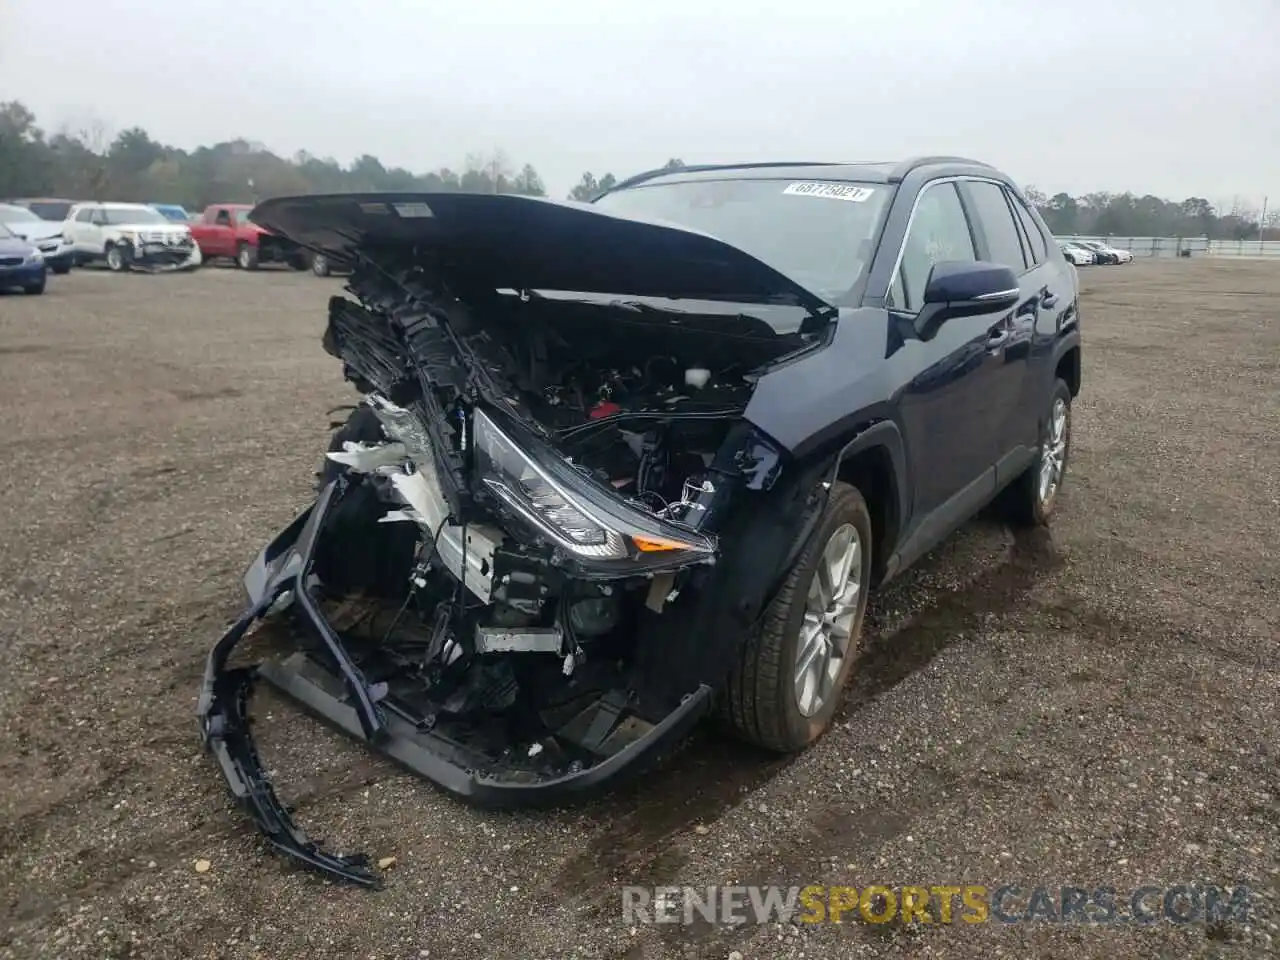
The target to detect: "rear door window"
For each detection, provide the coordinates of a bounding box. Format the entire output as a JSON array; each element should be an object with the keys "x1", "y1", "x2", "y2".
[{"x1": 961, "y1": 180, "x2": 1029, "y2": 273}]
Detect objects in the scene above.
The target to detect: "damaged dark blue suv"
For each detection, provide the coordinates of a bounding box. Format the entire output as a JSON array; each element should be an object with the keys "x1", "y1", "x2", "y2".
[{"x1": 200, "y1": 157, "x2": 1081, "y2": 884}]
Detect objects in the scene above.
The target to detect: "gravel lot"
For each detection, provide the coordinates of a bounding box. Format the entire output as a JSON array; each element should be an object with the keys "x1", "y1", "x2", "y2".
[{"x1": 1, "y1": 259, "x2": 1277, "y2": 959}]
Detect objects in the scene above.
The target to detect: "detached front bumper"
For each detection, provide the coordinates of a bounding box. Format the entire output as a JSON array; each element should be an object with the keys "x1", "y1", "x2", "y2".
[{"x1": 198, "y1": 479, "x2": 712, "y2": 886}]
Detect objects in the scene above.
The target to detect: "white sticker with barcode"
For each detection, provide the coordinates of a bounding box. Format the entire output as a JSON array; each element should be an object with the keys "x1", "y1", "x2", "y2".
[
  {"x1": 782, "y1": 182, "x2": 874, "y2": 202},
  {"x1": 393, "y1": 202, "x2": 434, "y2": 218}
]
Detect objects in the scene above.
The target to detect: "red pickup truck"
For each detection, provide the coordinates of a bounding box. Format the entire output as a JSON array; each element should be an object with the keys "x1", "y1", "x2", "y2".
[{"x1": 188, "y1": 204, "x2": 309, "y2": 270}]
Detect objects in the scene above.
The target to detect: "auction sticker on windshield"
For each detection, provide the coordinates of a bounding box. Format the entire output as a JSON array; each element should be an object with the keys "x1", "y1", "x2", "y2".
[{"x1": 783, "y1": 182, "x2": 874, "y2": 202}]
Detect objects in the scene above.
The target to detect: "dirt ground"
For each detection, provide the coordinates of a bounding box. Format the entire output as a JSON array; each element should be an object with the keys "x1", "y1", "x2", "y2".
[{"x1": 0, "y1": 258, "x2": 1276, "y2": 960}]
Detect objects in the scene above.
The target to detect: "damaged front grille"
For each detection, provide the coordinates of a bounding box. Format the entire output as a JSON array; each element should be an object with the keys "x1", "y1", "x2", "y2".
[{"x1": 330, "y1": 396, "x2": 504, "y2": 604}]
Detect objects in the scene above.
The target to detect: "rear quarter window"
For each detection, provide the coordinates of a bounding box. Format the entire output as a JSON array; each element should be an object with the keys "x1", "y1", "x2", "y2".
[{"x1": 1010, "y1": 193, "x2": 1048, "y2": 264}]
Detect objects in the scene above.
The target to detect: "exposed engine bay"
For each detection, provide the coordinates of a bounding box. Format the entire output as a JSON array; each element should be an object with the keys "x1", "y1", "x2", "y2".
[
  {"x1": 199, "y1": 191, "x2": 835, "y2": 887},
  {"x1": 299, "y1": 260, "x2": 801, "y2": 750}
]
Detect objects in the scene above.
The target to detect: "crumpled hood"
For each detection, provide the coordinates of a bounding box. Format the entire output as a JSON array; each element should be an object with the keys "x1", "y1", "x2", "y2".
[{"x1": 248, "y1": 192, "x2": 834, "y2": 313}]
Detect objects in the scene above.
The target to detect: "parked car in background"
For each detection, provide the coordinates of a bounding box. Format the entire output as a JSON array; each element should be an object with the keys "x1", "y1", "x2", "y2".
[
  {"x1": 0, "y1": 203, "x2": 75, "y2": 274},
  {"x1": 189, "y1": 204, "x2": 309, "y2": 270},
  {"x1": 0, "y1": 222, "x2": 47, "y2": 294},
  {"x1": 1059, "y1": 241, "x2": 1096, "y2": 267},
  {"x1": 63, "y1": 202, "x2": 200, "y2": 271},
  {"x1": 1076, "y1": 240, "x2": 1132, "y2": 265},
  {"x1": 1080, "y1": 241, "x2": 1131, "y2": 264},
  {"x1": 7, "y1": 198, "x2": 81, "y2": 222},
  {"x1": 151, "y1": 203, "x2": 194, "y2": 223}
]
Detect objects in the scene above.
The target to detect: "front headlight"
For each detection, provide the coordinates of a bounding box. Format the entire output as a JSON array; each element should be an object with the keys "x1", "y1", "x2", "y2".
[{"x1": 472, "y1": 408, "x2": 716, "y2": 570}]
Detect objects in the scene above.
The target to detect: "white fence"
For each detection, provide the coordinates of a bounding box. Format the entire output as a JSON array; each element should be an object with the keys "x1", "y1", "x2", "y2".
[{"x1": 1059, "y1": 236, "x2": 1280, "y2": 259}]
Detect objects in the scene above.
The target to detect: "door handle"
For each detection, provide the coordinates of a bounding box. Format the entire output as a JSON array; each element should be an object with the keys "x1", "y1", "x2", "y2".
[{"x1": 1041, "y1": 290, "x2": 1059, "y2": 309}]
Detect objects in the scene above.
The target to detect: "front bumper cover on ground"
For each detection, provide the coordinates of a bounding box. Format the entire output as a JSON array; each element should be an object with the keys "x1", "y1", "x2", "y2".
[{"x1": 198, "y1": 479, "x2": 713, "y2": 886}]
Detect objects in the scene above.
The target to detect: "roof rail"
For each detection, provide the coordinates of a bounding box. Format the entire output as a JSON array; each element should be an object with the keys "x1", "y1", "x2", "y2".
[
  {"x1": 888, "y1": 156, "x2": 993, "y2": 181},
  {"x1": 603, "y1": 160, "x2": 839, "y2": 195}
]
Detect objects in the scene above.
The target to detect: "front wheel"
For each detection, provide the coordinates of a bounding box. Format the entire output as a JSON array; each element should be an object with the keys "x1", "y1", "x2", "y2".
[
  {"x1": 51, "y1": 264, "x2": 71, "y2": 276},
  {"x1": 722, "y1": 480, "x2": 873, "y2": 753},
  {"x1": 105, "y1": 243, "x2": 130, "y2": 272},
  {"x1": 236, "y1": 242, "x2": 259, "y2": 270},
  {"x1": 311, "y1": 253, "x2": 331, "y2": 277},
  {"x1": 23, "y1": 279, "x2": 46, "y2": 295}
]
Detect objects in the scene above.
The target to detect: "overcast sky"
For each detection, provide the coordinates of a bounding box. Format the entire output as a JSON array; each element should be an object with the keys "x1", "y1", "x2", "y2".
[{"x1": 1, "y1": 0, "x2": 1276, "y2": 204}]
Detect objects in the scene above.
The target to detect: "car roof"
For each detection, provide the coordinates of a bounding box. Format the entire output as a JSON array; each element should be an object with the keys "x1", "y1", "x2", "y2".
[{"x1": 605, "y1": 156, "x2": 1002, "y2": 192}]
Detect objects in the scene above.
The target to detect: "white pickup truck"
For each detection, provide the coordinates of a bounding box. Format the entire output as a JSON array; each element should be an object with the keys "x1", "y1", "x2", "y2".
[{"x1": 63, "y1": 202, "x2": 201, "y2": 271}]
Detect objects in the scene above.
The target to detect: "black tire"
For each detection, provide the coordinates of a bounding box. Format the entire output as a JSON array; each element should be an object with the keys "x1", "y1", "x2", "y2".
[
  {"x1": 51, "y1": 264, "x2": 71, "y2": 276},
  {"x1": 23, "y1": 279, "x2": 46, "y2": 295},
  {"x1": 105, "y1": 243, "x2": 130, "y2": 272},
  {"x1": 236, "y1": 242, "x2": 259, "y2": 270},
  {"x1": 1000, "y1": 378, "x2": 1072, "y2": 526},
  {"x1": 287, "y1": 253, "x2": 309, "y2": 271},
  {"x1": 722, "y1": 480, "x2": 873, "y2": 753},
  {"x1": 311, "y1": 253, "x2": 331, "y2": 277}
]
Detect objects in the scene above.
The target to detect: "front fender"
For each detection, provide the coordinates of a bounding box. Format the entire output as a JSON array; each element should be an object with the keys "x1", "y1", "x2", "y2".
[{"x1": 744, "y1": 307, "x2": 899, "y2": 459}]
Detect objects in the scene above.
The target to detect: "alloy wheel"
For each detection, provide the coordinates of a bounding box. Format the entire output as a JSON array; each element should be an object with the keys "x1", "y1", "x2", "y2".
[
  {"x1": 1038, "y1": 397, "x2": 1068, "y2": 505},
  {"x1": 794, "y1": 522, "x2": 862, "y2": 717}
]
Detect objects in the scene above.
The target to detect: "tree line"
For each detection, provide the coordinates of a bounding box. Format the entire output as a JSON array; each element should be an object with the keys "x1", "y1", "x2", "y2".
[
  {"x1": 2, "y1": 101, "x2": 1270, "y2": 239},
  {"x1": 1022, "y1": 187, "x2": 1273, "y2": 241},
  {"x1": 0, "y1": 101, "x2": 547, "y2": 208}
]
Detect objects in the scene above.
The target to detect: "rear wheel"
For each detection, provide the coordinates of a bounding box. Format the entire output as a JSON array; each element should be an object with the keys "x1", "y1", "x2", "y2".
[
  {"x1": 236, "y1": 242, "x2": 259, "y2": 270},
  {"x1": 723, "y1": 481, "x2": 872, "y2": 753},
  {"x1": 1000, "y1": 378, "x2": 1072, "y2": 526},
  {"x1": 311, "y1": 253, "x2": 331, "y2": 277},
  {"x1": 51, "y1": 263, "x2": 71, "y2": 276}
]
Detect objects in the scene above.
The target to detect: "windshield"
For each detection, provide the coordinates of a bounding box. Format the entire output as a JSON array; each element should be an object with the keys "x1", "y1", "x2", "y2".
[
  {"x1": 154, "y1": 205, "x2": 189, "y2": 222},
  {"x1": 592, "y1": 178, "x2": 889, "y2": 301},
  {"x1": 103, "y1": 207, "x2": 169, "y2": 225},
  {"x1": 26, "y1": 201, "x2": 72, "y2": 221},
  {"x1": 0, "y1": 204, "x2": 42, "y2": 226}
]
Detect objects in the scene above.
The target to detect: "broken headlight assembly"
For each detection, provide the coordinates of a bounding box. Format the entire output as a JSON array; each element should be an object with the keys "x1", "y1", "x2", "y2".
[{"x1": 472, "y1": 408, "x2": 716, "y2": 575}]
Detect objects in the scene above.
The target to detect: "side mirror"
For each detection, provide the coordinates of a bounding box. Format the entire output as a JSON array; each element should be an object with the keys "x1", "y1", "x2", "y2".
[{"x1": 914, "y1": 261, "x2": 1019, "y2": 339}]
